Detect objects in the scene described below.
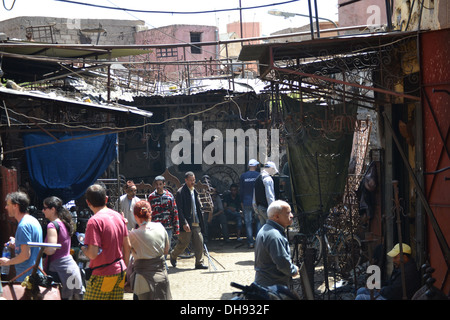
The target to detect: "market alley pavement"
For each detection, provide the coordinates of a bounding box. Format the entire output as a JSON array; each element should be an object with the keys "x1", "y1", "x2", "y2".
[{"x1": 124, "y1": 239, "x2": 256, "y2": 300}]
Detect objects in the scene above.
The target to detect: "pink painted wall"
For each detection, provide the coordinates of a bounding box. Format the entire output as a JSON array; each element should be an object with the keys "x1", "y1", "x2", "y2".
[
  {"x1": 227, "y1": 21, "x2": 261, "y2": 44},
  {"x1": 135, "y1": 25, "x2": 219, "y2": 82},
  {"x1": 338, "y1": 0, "x2": 387, "y2": 27}
]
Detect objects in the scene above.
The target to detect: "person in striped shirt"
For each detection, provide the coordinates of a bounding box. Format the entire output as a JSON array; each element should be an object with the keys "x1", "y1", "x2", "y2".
[{"x1": 148, "y1": 176, "x2": 180, "y2": 247}]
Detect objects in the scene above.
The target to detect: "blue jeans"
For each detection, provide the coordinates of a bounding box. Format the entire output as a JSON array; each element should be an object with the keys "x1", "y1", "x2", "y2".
[
  {"x1": 225, "y1": 209, "x2": 242, "y2": 232},
  {"x1": 355, "y1": 287, "x2": 387, "y2": 300},
  {"x1": 208, "y1": 213, "x2": 229, "y2": 241},
  {"x1": 243, "y1": 205, "x2": 260, "y2": 245},
  {"x1": 166, "y1": 229, "x2": 173, "y2": 249}
]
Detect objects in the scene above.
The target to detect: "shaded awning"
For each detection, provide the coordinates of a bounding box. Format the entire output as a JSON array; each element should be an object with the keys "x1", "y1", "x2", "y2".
[{"x1": 0, "y1": 41, "x2": 150, "y2": 60}]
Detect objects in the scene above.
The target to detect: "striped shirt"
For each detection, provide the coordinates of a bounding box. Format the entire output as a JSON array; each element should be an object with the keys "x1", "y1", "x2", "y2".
[{"x1": 148, "y1": 189, "x2": 180, "y2": 235}]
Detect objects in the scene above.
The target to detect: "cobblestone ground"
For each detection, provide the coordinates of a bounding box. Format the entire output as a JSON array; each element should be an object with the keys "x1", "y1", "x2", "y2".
[
  {"x1": 123, "y1": 238, "x2": 363, "y2": 300},
  {"x1": 124, "y1": 239, "x2": 256, "y2": 300}
]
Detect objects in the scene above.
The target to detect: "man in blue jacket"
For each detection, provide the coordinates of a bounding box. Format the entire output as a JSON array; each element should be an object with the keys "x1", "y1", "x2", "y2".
[
  {"x1": 240, "y1": 159, "x2": 260, "y2": 248},
  {"x1": 254, "y1": 200, "x2": 298, "y2": 287}
]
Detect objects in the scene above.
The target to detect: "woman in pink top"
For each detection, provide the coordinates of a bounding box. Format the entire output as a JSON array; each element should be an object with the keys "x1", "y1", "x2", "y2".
[{"x1": 43, "y1": 196, "x2": 84, "y2": 300}]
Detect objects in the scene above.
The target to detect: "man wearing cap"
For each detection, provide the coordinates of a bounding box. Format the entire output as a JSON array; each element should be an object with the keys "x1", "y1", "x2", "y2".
[
  {"x1": 239, "y1": 159, "x2": 261, "y2": 248},
  {"x1": 252, "y1": 161, "x2": 278, "y2": 227},
  {"x1": 355, "y1": 243, "x2": 421, "y2": 300}
]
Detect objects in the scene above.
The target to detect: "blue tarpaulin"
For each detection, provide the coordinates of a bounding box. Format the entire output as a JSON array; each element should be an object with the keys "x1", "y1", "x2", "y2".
[{"x1": 23, "y1": 132, "x2": 117, "y2": 203}]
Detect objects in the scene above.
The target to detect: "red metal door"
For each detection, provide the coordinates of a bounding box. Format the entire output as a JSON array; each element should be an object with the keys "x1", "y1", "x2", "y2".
[{"x1": 420, "y1": 28, "x2": 450, "y2": 294}]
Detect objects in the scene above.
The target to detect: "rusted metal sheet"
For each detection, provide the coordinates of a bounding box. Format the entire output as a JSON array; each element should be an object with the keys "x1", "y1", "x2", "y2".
[
  {"x1": 0, "y1": 166, "x2": 18, "y2": 245},
  {"x1": 420, "y1": 28, "x2": 450, "y2": 294}
]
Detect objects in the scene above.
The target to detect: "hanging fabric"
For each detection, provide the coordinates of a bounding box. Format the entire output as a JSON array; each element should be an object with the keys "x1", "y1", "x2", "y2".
[
  {"x1": 281, "y1": 94, "x2": 357, "y2": 234},
  {"x1": 23, "y1": 132, "x2": 117, "y2": 203}
]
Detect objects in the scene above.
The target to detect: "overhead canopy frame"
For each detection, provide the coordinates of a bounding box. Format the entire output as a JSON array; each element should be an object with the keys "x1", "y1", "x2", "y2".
[{"x1": 238, "y1": 31, "x2": 421, "y2": 105}]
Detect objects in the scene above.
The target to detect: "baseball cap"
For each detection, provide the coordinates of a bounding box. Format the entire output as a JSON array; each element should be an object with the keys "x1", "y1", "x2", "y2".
[
  {"x1": 248, "y1": 159, "x2": 259, "y2": 166},
  {"x1": 264, "y1": 161, "x2": 278, "y2": 173},
  {"x1": 387, "y1": 243, "x2": 411, "y2": 257}
]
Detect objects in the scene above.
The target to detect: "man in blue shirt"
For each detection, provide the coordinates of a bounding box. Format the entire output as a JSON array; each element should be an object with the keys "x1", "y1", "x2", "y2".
[
  {"x1": 239, "y1": 159, "x2": 260, "y2": 248},
  {"x1": 0, "y1": 192, "x2": 43, "y2": 282},
  {"x1": 254, "y1": 200, "x2": 298, "y2": 287}
]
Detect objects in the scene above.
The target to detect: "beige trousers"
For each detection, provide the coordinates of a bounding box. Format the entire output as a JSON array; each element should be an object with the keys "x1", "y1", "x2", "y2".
[{"x1": 170, "y1": 226, "x2": 204, "y2": 266}]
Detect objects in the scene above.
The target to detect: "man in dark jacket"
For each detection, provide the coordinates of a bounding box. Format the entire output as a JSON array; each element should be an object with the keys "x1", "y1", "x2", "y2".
[
  {"x1": 170, "y1": 171, "x2": 208, "y2": 269},
  {"x1": 252, "y1": 161, "x2": 278, "y2": 226},
  {"x1": 356, "y1": 243, "x2": 421, "y2": 300}
]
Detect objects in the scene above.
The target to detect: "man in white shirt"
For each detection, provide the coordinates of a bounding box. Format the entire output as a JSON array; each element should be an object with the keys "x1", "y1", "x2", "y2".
[
  {"x1": 119, "y1": 180, "x2": 140, "y2": 230},
  {"x1": 253, "y1": 161, "x2": 278, "y2": 226}
]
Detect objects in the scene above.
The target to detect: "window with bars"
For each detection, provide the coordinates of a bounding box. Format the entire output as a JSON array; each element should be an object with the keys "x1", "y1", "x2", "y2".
[
  {"x1": 156, "y1": 47, "x2": 178, "y2": 58},
  {"x1": 190, "y1": 32, "x2": 202, "y2": 54}
]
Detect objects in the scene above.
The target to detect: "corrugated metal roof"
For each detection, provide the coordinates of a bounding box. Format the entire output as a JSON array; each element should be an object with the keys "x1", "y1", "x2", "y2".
[
  {"x1": 0, "y1": 86, "x2": 153, "y2": 118},
  {"x1": 0, "y1": 40, "x2": 151, "y2": 83}
]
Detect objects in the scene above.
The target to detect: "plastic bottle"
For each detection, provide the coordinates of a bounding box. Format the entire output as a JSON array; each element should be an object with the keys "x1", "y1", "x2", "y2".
[
  {"x1": 1, "y1": 243, "x2": 11, "y2": 276},
  {"x1": 76, "y1": 232, "x2": 102, "y2": 254},
  {"x1": 76, "y1": 232, "x2": 85, "y2": 246}
]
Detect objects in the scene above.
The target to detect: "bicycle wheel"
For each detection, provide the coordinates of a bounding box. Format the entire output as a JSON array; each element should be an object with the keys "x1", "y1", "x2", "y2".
[
  {"x1": 309, "y1": 234, "x2": 322, "y2": 266},
  {"x1": 336, "y1": 235, "x2": 362, "y2": 276},
  {"x1": 290, "y1": 234, "x2": 322, "y2": 267}
]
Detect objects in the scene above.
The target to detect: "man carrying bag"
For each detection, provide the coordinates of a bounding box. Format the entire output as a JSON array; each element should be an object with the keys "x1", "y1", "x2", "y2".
[{"x1": 81, "y1": 184, "x2": 131, "y2": 300}]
